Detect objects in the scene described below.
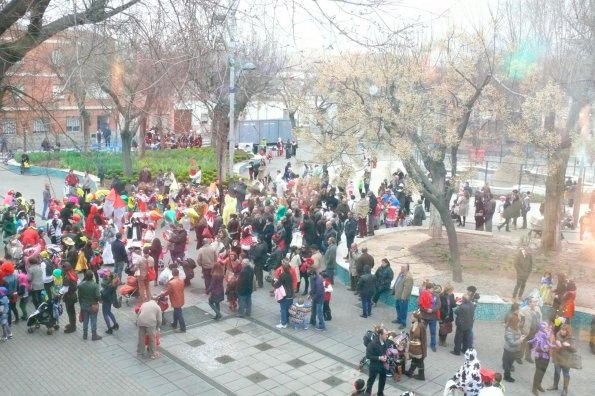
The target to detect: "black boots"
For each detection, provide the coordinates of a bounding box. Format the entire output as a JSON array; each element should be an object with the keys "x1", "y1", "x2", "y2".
[
  {"x1": 547, "y1": 370, "x2": 560, "y2": 391},
  {"x1": 413, "y1": 369, "x2": 425, "y2": 380},
  {"x1": 113, "y1": 323, "x2": 119, "y2": 330}
]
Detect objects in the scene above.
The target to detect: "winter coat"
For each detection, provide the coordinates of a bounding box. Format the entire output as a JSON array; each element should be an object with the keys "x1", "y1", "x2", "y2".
[
  {"x1": 27, "y1": 264, "x2": 44, "y2": 291},
  {"x1": 100, "y1": 277, "x2": 118, "y2": 305},
  {"x1": 309, "y1": 274, "x2": 325, "y2": 304},
  {"x1": 455, "y1": 299, "x2": 475, "y2": 331},
  {"x1": 551, "y1": 331, "x2": 577, "y2": 368},
  {"x1": 207, "y1": 274, "x2": 224, "y2": 303},
  {"x1": 514, "y1": 249, "x2": 533, "y2": 280},
  {"x1": 393, "y1": 272, "x2": 414, "y2": 300},
  {"x1": 357, "y1": 273, "x2": 376, "y2": 298},
  {"x1": 374, "y1": 265, "x2": 394, "y2": 291},
  {"x1": 236, "y1": 265, "x2": 255, "y2": 296},
  {"x1": 503, "y1": 326, "x2": 523, "y2": 353}
]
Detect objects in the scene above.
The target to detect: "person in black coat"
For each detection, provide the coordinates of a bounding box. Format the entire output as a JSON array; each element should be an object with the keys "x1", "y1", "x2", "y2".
[
  {"x1": 236, "y1": 260, "x2": 255, "y2": 317},
  {"x1": 439, "y1": 285, "x2": 456, "y2": 346},
  {"x1": 451, "y1": 293, "x2": 476, "y2": 355},
  {"x1": 250, "y1": 236, "x2": 269, "y2": 288},
  {"x1": 365, "y1": 327, "x2": 389, "y2": 396},
  {"x1": 357, "y1": 265, "x2": 376, "y2": 318}
]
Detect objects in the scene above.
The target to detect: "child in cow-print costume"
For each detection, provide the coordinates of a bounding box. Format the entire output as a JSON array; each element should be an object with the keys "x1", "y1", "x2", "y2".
[{"x1": 453, "y1": 348, "x2": 483, "y2": 396}]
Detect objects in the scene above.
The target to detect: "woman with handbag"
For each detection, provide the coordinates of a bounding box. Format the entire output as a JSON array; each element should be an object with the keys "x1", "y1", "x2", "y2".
[
  {"x1": 548, "y1": 324, "x2": 579, "y2": 396},
  {"x1": 439, "y1": 285, "x2": 456, "y2": 346},
  {"x1": 274, "y1": 262, "x2": 295, "y2": 329},
  {"x1": 100, "y1": 271, "x2": 119, "y2": 335},
  {"x1": 207, "y1": 263, "x2": 225, "y2": 320},
  {"x1": 404, "y1": 310, "x2": 427, "y2": 380},
  {"x1": 77, "y1": 270, "x2": 102, "y2": 341}
]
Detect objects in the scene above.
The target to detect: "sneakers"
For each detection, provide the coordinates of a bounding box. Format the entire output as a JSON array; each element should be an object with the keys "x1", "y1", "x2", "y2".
[
  {"x1": 106, "y1": 328, "x2": 113, "y2": 335},
  {"x1": 276, "y1": 323, "x2": 287, "y2": 329},
  {"x1": 112, "y1": 323, "x2": 119, "y2": 330},
  {"x1": 174, "y1": 329, "x2": 186, "y2": 333},
  {"x1": 92, "y1": 334, "x2": 103, "y2": 341},
  {"x1": 504, "y1": 376, "x2": 515, "y2": 383},
  {"x1": 315, "y1": 326, "x2": 326, "y2": 331}
]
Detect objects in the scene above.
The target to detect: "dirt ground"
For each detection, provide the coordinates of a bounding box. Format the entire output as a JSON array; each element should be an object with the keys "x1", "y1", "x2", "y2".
[{"x1": 359, "y1": 229, "x2": 595, "y2": 309}]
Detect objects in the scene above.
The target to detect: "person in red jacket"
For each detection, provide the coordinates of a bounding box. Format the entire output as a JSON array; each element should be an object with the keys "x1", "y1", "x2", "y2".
[
  {"x1": 418, "y1": 282, "x2": 441, "y2": 352},
  {"x1": 20, "y1": 225, "x2": 40, "y2": 246},
  {"x1": 322, "y1": 271, "x2": 333, "y2": 321}
]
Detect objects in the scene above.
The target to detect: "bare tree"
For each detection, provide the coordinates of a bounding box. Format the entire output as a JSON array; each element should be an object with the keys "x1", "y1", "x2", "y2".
[{"x1": 0, "y1": 0, "x2": 140, "y2": 112}]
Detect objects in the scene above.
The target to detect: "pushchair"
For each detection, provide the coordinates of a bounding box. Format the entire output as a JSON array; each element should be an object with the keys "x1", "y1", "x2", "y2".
[
  {"x1": 119, "y1": 276, "x2": 139, "y2": 306},
  {"x1": 27, "y1": 297, "x2": 63, "y2": 335}
]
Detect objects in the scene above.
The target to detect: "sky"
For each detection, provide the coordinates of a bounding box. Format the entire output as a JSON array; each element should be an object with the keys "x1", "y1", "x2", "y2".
[{"x1": 236, "y1": 0, "x2": 500, "y2": 55}]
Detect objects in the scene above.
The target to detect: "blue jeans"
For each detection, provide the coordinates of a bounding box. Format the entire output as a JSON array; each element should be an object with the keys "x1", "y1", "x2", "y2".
[
  {"x1": 395, "y1": 299, "x2": 409, "y2": 325},
  {"x1": 114, "y1": 261, "x2": 125, "y2": 280},
  {"x1": 310, "y1": 302, "x2": 325, "y2": 329},
  {"x1": 102, "y1": 302, "x2": 116, "y2": 328},
  {"x1": 425, "y1": 319, "x2": 437, "y2": 348},
  {"x1": 362, "y1": 296, "x2": 372, "y2": 317},
  {"x1": 238, "y1": 294, "x2": 252, "y2": 316},
  {"x1": 173, "y1": 307, "x2": 186, "y2": 331},
  {"x1": 279, "y1": 298, "x2": 293, "y2": 325},
  {"x1": 42, "y1": 201, "x2": 49, "y2": 219},
  {"x1": 554, "y1": 364, "x2": 570, "y2": 379},
  {"x1": 82, "y1": 307, "x2": 98, "y2": 335}
]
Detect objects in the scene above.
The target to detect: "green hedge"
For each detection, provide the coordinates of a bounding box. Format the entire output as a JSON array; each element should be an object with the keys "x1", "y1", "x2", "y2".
[{"x1": 26, "y1": 148, "x2": 252, "y2": 185}]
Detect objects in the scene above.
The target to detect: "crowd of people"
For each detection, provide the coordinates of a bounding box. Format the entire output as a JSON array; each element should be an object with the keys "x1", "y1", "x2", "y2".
[{"x1": 0, "y1": 149, "x2": 589, "y2": 396}]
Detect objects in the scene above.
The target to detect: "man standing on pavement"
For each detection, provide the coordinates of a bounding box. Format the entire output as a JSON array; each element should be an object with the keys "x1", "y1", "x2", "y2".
[
  {"x1": 62, "y1": 263, "x2": 78, "y2": 333},
  {"x1": 335, "y1": 198, "x2": 350, "y2": 244},
  {"x1": 365, "y1": 327, "x2": 389, "y2": 396},
  {"x1": 197, "y1": 239, "x2": 217, "y2": 292},
  {"x1": 521, "y1": 192, "x2": 531, "y2": 229},
  {"x1": 324, "y1": 237, "x2": 337, "y2": 284},
  {"x1": 168, "y1": 223, "x2": 187, "y2": 262},
  {"x1": 512, "y1": 247, "x2": 533, "y2": 300},
  {"x1": 348, "y1": 243, "x2": 361, "y2": 291},
  {"x1": 78, "y1": 270, "x2": 102, "y2": 341},
  {"x1": 483, "y1": 193, "x2": 497, "y2": 232},
  {"x1": 250, "y1": 235, "x2": 268, "y2": 288},
  {"x1": 344, "y1": 212, "x2": 358, "y2": 258},
  {"x1": 367, "y1": 191, "x2": 378, "y2": 236},
  {"x1": 308, "y1": 267, "x2": 326, "y2": 331},
  {"x1": 159, "y1": 268, "x2": 186, "y2": 333},
  {"x1": 451, "y1": 292, "x2": 475, "y2": 355},
  {"x1": 419, "y1": 282, "x2": 441, "y2": 352},
  {"x1": 137, "y1": 248, "x2": 152, "y2": 302},
  {"x1": 111, "y1": 233, "x2": 128, "y2": 282},
  {"x1": 520, "y1": 297, "x2": 542, "y2": 363},
  {"x1": 236, "y1": 259, "x2": 255, "y2": 317},
  {"x1": 136, "y1": 298, "x2": 161, "y2": 359},
  {"x1": 309, "y1": 245, "x2": 324, "y2": 274},
  {"x1": 42, "y1": 184, "x2": 51, "y2": 220},
  {"x1": 356, "y1": 247, "x2": 375, "y2": 292},
  {"x1": 392, "y1": 264, "x2": 414, "y2": 329}
]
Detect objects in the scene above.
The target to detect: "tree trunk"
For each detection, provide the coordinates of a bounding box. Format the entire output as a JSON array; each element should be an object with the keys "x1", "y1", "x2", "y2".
[
  {"x1": 212, "y1": 111, "x2": 228, "y2": 181},
  {"x1": 121, "y1": 127, "x2": 133, "y2": 177},
  {"x1": 289, "y1": 111, "x2": 297, "y2": 128},
  {"x1": 81, "y1": 109, "x2": 90, "y2": 154},
  {"x1": 541, "y1": 100, "x2": 583, "y2": 251},
  {"x1": 138, "y1": 115, "x2": 147, "y2": 159}
]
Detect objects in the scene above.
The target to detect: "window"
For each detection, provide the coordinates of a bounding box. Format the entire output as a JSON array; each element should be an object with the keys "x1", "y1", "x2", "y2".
[
  {"x1": 52, "y1": 84, "x2": 64, "y2": 99},
  {"x1": 2, "y1": 119, "x2": 17, "y2": 135},
  {"x1": 32, "y1": 118, "x2": 50, "y2": 134},
  {"x1": 66, "y1": 116, "x2": 81, "y2": 132},
  {"x1": 51, "y1": 49, "x2": 63, "y2": 66},
  {"x1": 87, "y1": 84, "x2": 108, "y2": 99}
]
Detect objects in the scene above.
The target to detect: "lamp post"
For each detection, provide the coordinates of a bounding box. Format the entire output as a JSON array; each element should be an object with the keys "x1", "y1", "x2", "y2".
[{"x1": 228, "y1": 61, "x2": 255, "y2": 180}]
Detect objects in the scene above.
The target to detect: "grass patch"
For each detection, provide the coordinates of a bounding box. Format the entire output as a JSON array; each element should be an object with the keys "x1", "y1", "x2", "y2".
[{"x1": 26, "y1": 148, "x2": 253, "y2": 185}]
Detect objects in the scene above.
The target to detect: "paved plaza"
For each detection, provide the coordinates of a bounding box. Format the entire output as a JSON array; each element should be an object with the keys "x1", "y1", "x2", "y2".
[{"x1": 1, "y1": 155, "x2": 594, "y2": 396}]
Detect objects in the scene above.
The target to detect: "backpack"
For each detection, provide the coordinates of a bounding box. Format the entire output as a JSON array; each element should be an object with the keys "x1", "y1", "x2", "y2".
[
  {"x1": 147, "y1": 266, "x2": 156, "y2": 282},
  {"x1": 363, "y1": 330, "x2": 377, "y2": 347},
  {"x1": 44, "y1": 258, "x2": 55, "y2": 278}
]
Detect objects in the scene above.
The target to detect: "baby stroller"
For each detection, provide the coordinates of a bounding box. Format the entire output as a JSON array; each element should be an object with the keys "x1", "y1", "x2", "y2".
[
  {"x1": 27, "y1": 296, "x2": 63, "y2": 335},
  {"x1": 119, "y1": 276, "x2": 139, "y2": 305}
]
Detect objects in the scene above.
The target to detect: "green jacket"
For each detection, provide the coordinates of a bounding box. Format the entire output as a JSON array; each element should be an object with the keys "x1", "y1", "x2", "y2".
[{"x1": 78, "y1": 280, "x2": 100, "y2": 309}]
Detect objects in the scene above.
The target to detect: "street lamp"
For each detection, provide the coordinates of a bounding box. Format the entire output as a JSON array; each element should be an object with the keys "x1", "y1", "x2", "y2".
[{"x1": 229, "y1": 61, "x2": 256, "y2": 180}]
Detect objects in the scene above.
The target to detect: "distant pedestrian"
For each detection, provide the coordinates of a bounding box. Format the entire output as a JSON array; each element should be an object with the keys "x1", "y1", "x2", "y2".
[
  {"x1": 365, "y1": 327, "x2": 389, "y2": 395},
  {"x1": 357, "y1": 265, "x2": 375, "y2": 318},
  {"x1": 77, "y1": 270, "x2": 102, "y2": 341},
  {"x1": 236, "y1": 259, "x2": 254, "y2": 317},
  {"x1": 100, "y1": 271, "x2": 119, "y2": 335},
  {"x1": 136, "y1": 298, "x2": 162, "y2": 359},
  {"x1": 451, "y1": 291, "x2": 476, "y2": 356},
  {"x1": 392, "y1": 264, "x2": 413, "y2": 329},
  {"x1": 308, "y1": 268, "x2": 326, "y2": 330},
  {"x1": 159, "y1": 268, "x2": 186, "y2": 333},
  {"x1": 372, "y1": 258, "x2": 394, "y2": 306},
  {"x1": 207, "y1": 263, "x2": 225, "y2": 320},
  {"x1": 512, "y1": 247, "x2": 533, "y2": 300},
  {"x1": 439, "y1": 285, "x2": 456, "y2": 347}
]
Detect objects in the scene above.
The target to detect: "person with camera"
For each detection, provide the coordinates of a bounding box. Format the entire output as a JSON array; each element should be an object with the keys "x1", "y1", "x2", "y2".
[{"x1": 365, "y1": 327, "x2": 389, "y2": 395}]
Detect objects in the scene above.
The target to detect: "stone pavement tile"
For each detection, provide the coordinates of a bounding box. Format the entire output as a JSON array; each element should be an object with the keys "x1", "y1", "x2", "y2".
[
  {"x1": 285, "y1": 369, "x2": 309, "y2": 380},
  {"x1": 260, "y1": 366, "x2": 283, "y2": 378},
  {"x1": 310, "y1": 356, "x2": 338, "y2": 370},
  {"x1": 194, "y1": 388, "x2": 226, "y2": 396},
  {"x1": 225, "y1": 377, "x2": 255, "y2": 392},
  {"x1": 174, "y1": 375, "x2": 210, "y2": 390},
  {"x1": 309, "y1": 367, "x2": 337, "y2": 381},
  {"x1": 151, "y1": 382, "x2": 183, "y2": 395},
  {"x1": 235, "y1": 383, "x2": 268, "y2": 395},
  {"x1": 282, "y1": 379, "x2": 312, "y2": 393},
  {"x1": 121, "y1": 362, "x2": 153, "y2": 376},
  {"x1": 166, "y1": 368, "x2": 195, "y2": 382},
  {"x1": 162, "y1": 389, "x2": 190, "y2": 396},
  {"x1": 158, "y1": 360, "x2": 190, "y2": 375},
  {"x1": 411, "y1": 380, "x2": 445, "y2": 395},
  {"x1": 137, "y1": 374, "x2": 172, "y2": 389},
  {"x1": 235, "y1": 365, "x2": 257, "y2": 376},
  {"x1": 308, "y1": 379, "x2": 334, "y2": 394},
  {"x1": 299, "y1": 351, "x2": 324, "y2": 364},
  {"x1": 210, "y1": 370, "x2": 242, "y2": 384}
]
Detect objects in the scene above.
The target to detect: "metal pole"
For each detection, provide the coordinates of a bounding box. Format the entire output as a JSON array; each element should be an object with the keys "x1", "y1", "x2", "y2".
[
  {"x1": 484, "y1": 160, "x2": 488, "y2": 184},
  {"x1": 229, "y1": 61, "x2": 235, "y2": 181},
  {"x1": 518, "y1": 164, "x2": 523, "y2": 190}
]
